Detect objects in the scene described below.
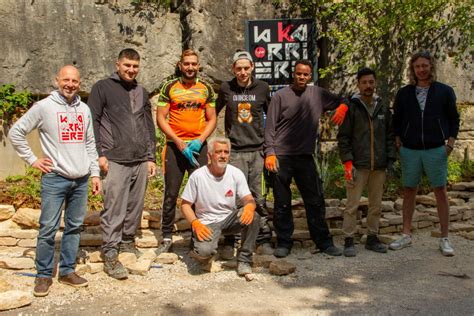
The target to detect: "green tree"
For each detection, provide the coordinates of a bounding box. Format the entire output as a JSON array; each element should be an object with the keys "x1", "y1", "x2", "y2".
[{"x1": 282, "y1": 0, "x2": 472, "y2": 99}]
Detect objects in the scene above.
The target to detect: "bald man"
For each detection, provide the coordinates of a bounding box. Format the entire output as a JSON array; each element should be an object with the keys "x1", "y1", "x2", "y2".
[{"x1": 9, "y1": 65, "x2": 101, "y2": 297}]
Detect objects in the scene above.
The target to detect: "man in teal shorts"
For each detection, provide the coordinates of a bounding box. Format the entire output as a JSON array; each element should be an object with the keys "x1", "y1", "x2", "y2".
[{"x1": 391, "y1": 51, "x2": 460, "y2": 256}]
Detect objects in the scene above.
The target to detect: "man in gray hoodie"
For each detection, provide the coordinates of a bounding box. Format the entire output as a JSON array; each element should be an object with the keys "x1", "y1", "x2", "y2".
[{"x1": 9, "y1": 65, "x2": 101, "y2": 297}]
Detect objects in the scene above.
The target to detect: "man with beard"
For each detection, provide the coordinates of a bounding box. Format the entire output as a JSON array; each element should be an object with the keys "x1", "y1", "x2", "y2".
[
  {"x1": 88, "y1": 48, "x2": 157, "y2": 280},
  {"x1": 337, "y1": 67, "x2": 396, "y2": 257},
  {"x1": 156, "y1": 49, "x2": 217, "y2": 254},
  {"x1": 216, "y1": 50, "x2": 273, "y2": 257},
  {"x1": 180, "y1": 137, "x2": 260, "y2": 277}
]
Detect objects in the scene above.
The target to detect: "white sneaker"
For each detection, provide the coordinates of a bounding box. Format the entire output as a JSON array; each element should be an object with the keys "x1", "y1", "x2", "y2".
[
  {"x1": 389, "y1": 234, "x2": 412, "y2": 250},
  {"x1": 439, "y1": 237, "x2": 455, "y2": 256}
]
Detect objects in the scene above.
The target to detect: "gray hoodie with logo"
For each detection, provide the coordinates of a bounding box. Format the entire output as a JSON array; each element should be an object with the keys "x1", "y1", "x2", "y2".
[{"x1": 8, "y1": 90, "x2": 100, "y2": 178}]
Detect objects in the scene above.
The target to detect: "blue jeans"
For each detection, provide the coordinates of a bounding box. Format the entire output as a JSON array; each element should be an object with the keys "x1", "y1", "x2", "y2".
[
  {"x1": 271, "y1": 155, "x2": 334, "y2": 250},
  {"x1": 36, "y1": 173, "x2": 89, "y2": 278}
]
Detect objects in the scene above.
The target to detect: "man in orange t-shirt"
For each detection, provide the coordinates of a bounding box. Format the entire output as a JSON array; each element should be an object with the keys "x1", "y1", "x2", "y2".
[{"x1": 156, "y1": 49, "x2": 217, "y2": 254}]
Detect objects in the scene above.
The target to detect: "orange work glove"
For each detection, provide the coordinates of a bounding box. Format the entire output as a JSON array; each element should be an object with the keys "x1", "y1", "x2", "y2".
[
  {"x1": 344, "y1": 160, "x2": 354, "y2": 181},
  {"x1": 191, "y1": 219, "x2": 213, "y2": 241},
  {"x1": 331, "y1": 103, "x2": 349, "y2": 126},
  {"x1": 240, "y1": 203, "x2": 256, "y2": 225},
  {"x1": 265, "y1": 154, "x2": 279, "y2": 172}
]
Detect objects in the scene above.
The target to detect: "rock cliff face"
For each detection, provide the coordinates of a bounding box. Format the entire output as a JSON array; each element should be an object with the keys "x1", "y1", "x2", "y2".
[
  {"x1": 0, "y1": 0, "x2": 472, "y2": 103},
  {"x1": 0, "y1": 0, "x2": 181, "y2": 94}
]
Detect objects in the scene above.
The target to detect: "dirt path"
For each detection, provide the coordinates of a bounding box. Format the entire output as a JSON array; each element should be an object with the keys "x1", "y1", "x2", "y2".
[{"x1": 3, "y1": 233, "x2": 473, "y2": 315}]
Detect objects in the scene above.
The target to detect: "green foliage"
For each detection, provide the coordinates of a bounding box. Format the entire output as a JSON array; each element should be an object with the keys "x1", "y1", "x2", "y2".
[
  {"x1": 130, "y1": 0, "x2": 172, "y2": 9},
  {"x1": 5, "y1": 167, "x2": 42, "y2": 208},
  {"x1": 319, "y1": 147, "x2": 346, "y2": 199},
  {"x1": 0, "y1": 84, "x2": 33, "y2": 122},
  {"x1": 287, "y1": 0, "x2": 472, "y2": 100}
]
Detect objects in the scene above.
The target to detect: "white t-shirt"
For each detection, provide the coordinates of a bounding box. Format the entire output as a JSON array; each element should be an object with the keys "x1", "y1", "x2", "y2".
[{"x1": 181, "y1": 164, "x2": 251, "y2": 225}]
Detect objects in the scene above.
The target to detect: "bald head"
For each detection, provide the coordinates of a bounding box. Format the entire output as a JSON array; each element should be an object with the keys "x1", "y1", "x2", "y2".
[{"x1": 55, "y1": 65, "x2": 81, "y2": 103}]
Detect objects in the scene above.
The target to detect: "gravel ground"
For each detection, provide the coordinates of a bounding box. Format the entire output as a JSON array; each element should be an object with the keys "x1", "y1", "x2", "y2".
[{"x1": 2, "y1": 232, "x2": 473, "y2": 315}]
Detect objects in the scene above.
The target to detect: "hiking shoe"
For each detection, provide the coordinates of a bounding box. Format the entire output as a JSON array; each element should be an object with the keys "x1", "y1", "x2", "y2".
[
  {"x1": 257, "y1": 242, "x2": 274, "y2": 255},
  {"x1": 219, "y1": 245, "x2": 235, "y2": 260},
  {"x1": 237, "y1": 262, "x2": 252, "y2": 276},
  {"x1": 365, "y1": 235, "x2": 387, "y2": 253},
  {"x1": 439, "y1": 237, "x2": 455, "y2": 257},
  {"x1": 33, "y1": 277, "x2": 52, "y2": 297},
  {"x1": 155, "y1": 239, "x2": 173, "y2": 256},
  {"x1": 273, "y1": 247, "x2": 290, "y2": 258},
  {"x1": 58, "y1": 272, "x2": 88, "y2": 287},
  {"x1": 343, "y1": 237, "x2": 356, "y2": 257},
  {"x1": 389, "y1": 234, "x2": 412, "y2": 250},
  {"x1": 322, "y1": 245, "x2": 342, "y2": 256},
  {"x1": 120, "y1": 241, "x2": 143, "y2": 258},
  {"x1": 103, "y1": 250, "x2": 128, "y2": 280}
]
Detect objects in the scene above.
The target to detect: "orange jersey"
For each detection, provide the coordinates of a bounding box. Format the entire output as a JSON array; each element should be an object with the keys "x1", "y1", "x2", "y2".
[{"x1": 158, "y1": 78, "x2": 215, "y2": 140}]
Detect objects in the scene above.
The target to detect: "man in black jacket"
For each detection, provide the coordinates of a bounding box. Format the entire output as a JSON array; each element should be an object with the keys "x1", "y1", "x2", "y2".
[
  {"x1": 390, "y1": 51, "x2": 459, "y2": 256},
  {"x1": 88, "y1": 48, "x2": 157, "y2": 279},
  {"x1": 337, "y1": 67, "x2": 396, "y2": 257}
]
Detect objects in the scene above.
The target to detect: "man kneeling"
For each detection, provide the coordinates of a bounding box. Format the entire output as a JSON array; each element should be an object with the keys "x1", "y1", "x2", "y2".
[{"x1": 181, "y1": 137, "x2": 260, "y2": 276}]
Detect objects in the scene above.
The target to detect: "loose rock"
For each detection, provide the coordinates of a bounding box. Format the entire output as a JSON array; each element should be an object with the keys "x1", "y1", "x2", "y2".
[
  {"x1": 0, "y1": 290, "x2": 32, "y2": 311},
  {"x1": 269, "y1": 260, "x2": 296, "y2": 276}
]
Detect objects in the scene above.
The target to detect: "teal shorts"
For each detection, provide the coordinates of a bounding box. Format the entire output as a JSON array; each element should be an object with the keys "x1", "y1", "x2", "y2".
[{"x1": 400, "y1": 146, "x2": 447, "y2": 188}]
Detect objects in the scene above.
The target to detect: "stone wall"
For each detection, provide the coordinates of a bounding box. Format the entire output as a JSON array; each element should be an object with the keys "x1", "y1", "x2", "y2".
[{"x1": 1, "y1": 182, "x2": 473, "y2": 254}]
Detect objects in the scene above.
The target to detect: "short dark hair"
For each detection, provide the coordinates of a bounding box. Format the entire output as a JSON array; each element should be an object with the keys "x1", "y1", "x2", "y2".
[
  {"x1": 294, "y1": 59, "x2": 313, "y2": 71},
  {"x1": 118, "y1": 48, "x2": 140, "y2": 61},
  {"x1": 357, "y1": 67, "x2": 376, "y2": 80}
]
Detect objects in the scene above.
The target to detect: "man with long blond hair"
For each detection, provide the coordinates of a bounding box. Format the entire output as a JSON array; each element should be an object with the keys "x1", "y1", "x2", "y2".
[
  {"x1": 156, "y1": 49, "x2": 217, "y2": 254},
  {"x1": 391, "y1": 51, "x2": 460, "y2": 256}
]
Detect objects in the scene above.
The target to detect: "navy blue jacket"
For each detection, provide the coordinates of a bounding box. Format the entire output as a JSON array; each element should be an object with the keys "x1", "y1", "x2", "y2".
[{"x1": 392, "y1": 81, "x2": 459, "y2": 150}]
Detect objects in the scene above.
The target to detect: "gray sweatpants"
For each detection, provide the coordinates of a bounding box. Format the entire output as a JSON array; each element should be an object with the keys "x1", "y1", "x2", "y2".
[
  {"x1": 193, "y1": 209, "x2": 260, "y2": 263},
  {"x1": 101, "y1": 161, "x2": 148, "y2": 252},
  {"x1": 229, "y1": 151, "x2": 271, "y2": 244}
]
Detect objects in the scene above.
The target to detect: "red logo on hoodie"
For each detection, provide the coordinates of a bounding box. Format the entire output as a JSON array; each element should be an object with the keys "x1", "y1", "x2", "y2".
[
  {"x1": 225, "y1": 189, "x2": 234, "y2": 197},
  {"x1": 58, "y1": 113, "x2": 84, "y2": 143}
]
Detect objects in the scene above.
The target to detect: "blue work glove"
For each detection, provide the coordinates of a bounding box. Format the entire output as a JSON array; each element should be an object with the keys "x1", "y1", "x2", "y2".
[
  {"x1": 182, "y1": 146, "x2": 200, "y2": 168},
  {"x1": 187, "y1": 139, "x2": 202, "y2": 153}
]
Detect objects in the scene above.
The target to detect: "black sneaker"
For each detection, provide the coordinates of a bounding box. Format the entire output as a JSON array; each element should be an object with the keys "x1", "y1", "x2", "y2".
[
  {"x1": 365, "y1": 235, "x2": 387, "y2": 253},
  {"x1": 155, "y1": 239, "x2": 173, "y2": 256},
  {"x1": 322, "y1": 245, "x2": 342, "y2": 256},
  {"x1": 120, "y1": 241, "x2": 143, "y2": 258},
  {"x1": 343, "y1": 237, "x2": 357, "y2": 257},
  {"x1": 273, "y1": 247, "x2": 290, "y2": 258}
]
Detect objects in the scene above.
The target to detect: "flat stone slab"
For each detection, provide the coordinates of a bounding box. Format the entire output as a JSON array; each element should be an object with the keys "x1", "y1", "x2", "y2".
[
  {"x1": 11, "y1": 208, "x2": 40, "y2": 229},
  {"x1": 0, "y1": 205, "x2": 15, "y2": 221},
  {"x1": 155, "y1": 253, "x2": 178, "y2": 265},
  {"x1": 0, "y1": 257, "x2": 35, "y2": 270},
  {"x1": 0, "y1": 290, "x2": 32, "y2": 311}
]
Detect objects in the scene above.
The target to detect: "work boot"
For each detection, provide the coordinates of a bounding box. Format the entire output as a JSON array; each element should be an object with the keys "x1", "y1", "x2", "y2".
[
  {"x1": 273, "y1": 247, "x2": 290, "y2": 258},
  {"x1": 219, "y1": 245, "x2": 235, "y2": 260},
  {"x1": 58, "y1": 272, "x2": 88, "y2": 287},
  {"x1": 33, "y1": 277, "x2": 52, "y2": 297},
  {"x1": 343, "y1": 237, "x2": 357, "y2": 257},
  {"x1": 120, "y1": 241, "x2": 143, "y2": 258},
  {"x1": 365, "y1": 234, "x2": 387, "y2": 253},
  {"x1": 155, "y1": 238, "x2": 173, "y2": 256},
  {"x1": 257, "y1": 242, "x2": 274, "y2": 255},
  {"x1": 103, "y1": 249, "x2": 128, "y2": 280},
  {"x1": 237, "y1": 262, "x2": 253, "y2": 276}
]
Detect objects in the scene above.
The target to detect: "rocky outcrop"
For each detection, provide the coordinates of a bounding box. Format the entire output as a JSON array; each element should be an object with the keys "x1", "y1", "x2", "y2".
[{"x1": 0, "y1": 0, "x2": 180, "y2": 94}]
